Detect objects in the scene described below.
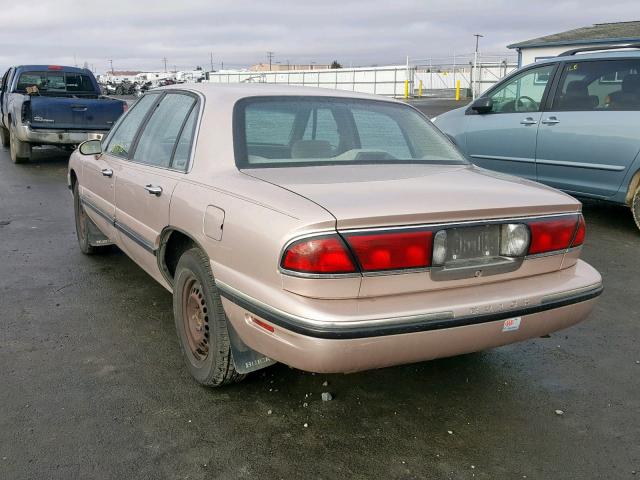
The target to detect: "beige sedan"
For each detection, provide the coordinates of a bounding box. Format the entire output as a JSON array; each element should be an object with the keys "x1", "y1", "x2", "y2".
[{"x1": 68, "y1": 84, "x2": 602, "y2": 386}]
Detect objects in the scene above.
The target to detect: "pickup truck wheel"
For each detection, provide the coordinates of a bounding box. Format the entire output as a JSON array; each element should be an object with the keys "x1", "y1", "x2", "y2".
[
  {"x1": 73, "y1": 182, "x2": 108, "y2": 255},
  {"x1": 173, "y1": 247, "x2": 245, "y2": 387},
  {"x1": 0, "y1": 127, "x2": 9, "y2": 148},
  {"x1": 9, "y1": 126, "x2": 31, "y2": 164},
  {"x1": 632, "y1": 187, "x2": 640, "y2": 233}
]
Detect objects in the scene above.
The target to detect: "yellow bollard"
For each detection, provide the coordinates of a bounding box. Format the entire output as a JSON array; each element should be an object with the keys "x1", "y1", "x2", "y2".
[
  {"x1": 418, "y1": 80, "x2": 423, "y2": 98},
  {"x1": 404, "y1": 79, "x2": 409, "y2": 99},
  {"x1": 455, "y1": 80, "x2": 460, "y2": 101}
]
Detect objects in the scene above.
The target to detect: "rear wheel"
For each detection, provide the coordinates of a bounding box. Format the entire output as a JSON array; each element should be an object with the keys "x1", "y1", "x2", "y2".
[
  {"x1": 9, "y1": 125, "x2": 31, "y2": 164},
  {"x1": 173, "y1": 247, "x2": 244, "y2": 387},
  {"x1": 0, "y1": 127, "x2": 9, "y2": 148},
  {"x1": 632, "y1": 187, "x2": 640, "y2": 233}
]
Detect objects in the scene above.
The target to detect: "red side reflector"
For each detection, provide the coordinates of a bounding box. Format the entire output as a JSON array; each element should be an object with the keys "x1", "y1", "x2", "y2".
[
  {"x1": 346, "y1": 231, "x2": 433, "y2": 271},
  {"x1": 48, "y1": 65, "x2": 64, "y2": 70},
  {"x1": 572, "y1": 215, "x2": 586, "y2": 247},
  {"x1": 250, "y1": 315, "x2": 275, "y2": 333},
  {"x1": 282, "y1": 235, "x2": 356, "y2": 274},
  {"x1": 528, "y1": 217, "x2": 579, "y2": 255}
]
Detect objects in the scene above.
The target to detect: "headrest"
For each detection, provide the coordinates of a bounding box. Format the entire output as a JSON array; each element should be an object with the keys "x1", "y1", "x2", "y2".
[{"x1": 291, "y1": 140, "x2": 333, "y2": 159}]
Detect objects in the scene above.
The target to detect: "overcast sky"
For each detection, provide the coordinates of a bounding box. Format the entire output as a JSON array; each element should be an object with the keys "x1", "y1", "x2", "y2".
[{"x1": 0, "y1": 0, "x2": 639, "y2": 73}]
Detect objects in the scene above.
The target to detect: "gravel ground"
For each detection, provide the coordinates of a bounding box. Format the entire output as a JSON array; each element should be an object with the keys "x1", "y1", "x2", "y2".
[{"x1": 0, "y1": 102, "x2": 638, "y2": 479}]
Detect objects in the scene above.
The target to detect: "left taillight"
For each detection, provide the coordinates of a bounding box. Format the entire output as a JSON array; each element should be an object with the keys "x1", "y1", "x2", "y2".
[
  {"x1": 281, "y1": 235, "x2": 356, "y2": 274},
  {"x1": 527, "y1": 215, "x2": 586, "y2": 255}
]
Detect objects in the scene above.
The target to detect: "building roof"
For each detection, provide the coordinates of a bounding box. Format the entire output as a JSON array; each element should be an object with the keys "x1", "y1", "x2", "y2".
[{"x1": 508, "y1": 20, "x2": 640, "y2": 49}]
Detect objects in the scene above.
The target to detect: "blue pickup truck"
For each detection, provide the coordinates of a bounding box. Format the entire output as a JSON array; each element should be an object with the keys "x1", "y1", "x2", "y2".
[{"x1": 0, "y1": 65, "x2": 127, "y2": 163}]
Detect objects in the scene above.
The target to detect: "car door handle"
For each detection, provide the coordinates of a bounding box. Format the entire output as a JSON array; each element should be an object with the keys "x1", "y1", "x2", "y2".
[
  {"x1": 101, "y1": 168, "x2": 113, "y2": 177},
  {"x1": 541, "y1": 117, "x2": 560, "y2": 125},
  {"x1": 144, "y1": 185, "x2": 163, "y2": 196},
  {"x1": 520, "y1": 117, "x2": 537, "y2": 125}
]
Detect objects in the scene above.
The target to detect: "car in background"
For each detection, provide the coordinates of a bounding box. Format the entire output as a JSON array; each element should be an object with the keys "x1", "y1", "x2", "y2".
[
  {"x1": 0, "y1": 65, "x2": 127, "y2": 163},
  {"x1": 433, "y1": 46, "x2": 640, "y2": 231},
  {"x1": 69, "y1": 84, "x2": 601, "y2": 387}
]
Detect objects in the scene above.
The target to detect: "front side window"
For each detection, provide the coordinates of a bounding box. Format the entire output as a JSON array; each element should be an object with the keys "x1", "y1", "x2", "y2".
[
  {"x1": 234, "y1": 97, "x2": 465, "y2": 168},
  {"x1": 132, "y1": 93, "x2": 196, "y2": 169},
  {"x1": 552, "y1": 59, "x2": 640, "y2": 111},
  {"x1": 487, "y1": 64, "x2": 555, "y2": 113},
  {"x1": 105, "y1": 93, "x2": 159, "y2": 157}
]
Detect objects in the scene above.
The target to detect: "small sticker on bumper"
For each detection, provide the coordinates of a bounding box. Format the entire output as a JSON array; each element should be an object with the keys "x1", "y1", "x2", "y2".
[{"x1": 502, "y1": 317, "x2": 522, "y2": 332}]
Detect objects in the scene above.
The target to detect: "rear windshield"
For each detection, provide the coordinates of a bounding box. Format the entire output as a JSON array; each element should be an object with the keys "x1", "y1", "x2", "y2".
[
  {"x1": 15, "y1": 71, "x2": 95, "y2": 94},
  {"x1": 233, "y1": 96, "x2": 466, "y2": 168}
]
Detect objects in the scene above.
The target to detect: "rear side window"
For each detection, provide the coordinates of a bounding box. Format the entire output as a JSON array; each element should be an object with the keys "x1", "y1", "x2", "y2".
[
  {"x1": 105, "y1": 93, "x2": 159, "y2": 157},
  {"x1": 552, "y1": 59, "x2": 640, "y2": 111},
  {"x1": 132, "y1": 93, "x2": 196, "y2": 169}
]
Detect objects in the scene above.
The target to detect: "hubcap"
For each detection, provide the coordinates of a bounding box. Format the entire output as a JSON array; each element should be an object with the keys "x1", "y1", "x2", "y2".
[{"x1": 182, "y1": 277, "x2": 210, "y2": 361}]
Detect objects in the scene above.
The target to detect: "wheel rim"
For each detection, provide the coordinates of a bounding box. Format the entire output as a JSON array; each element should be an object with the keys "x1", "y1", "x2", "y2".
[{"x1": 181, "y1": 276, "x2": 210, "y2": 362}]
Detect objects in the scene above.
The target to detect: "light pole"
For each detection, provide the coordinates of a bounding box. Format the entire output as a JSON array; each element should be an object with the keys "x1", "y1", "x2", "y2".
[
  {"x1": 267, "y1": 51, "x2": 274, "y2": 70},
  {"x1": 472, "y1": 33, "x2": 483, "y2": 99}
]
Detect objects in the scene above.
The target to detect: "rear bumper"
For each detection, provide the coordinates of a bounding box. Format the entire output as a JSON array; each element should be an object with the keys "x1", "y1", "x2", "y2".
[
  {"x1": 16, "y1": 125, "x2": 106, "y2": 145},
  {"x1": 218, "y1": 260, "x2": 602, "y2": 373}
]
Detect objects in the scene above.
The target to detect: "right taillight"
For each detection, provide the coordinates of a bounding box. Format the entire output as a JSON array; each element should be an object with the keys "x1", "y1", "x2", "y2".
[
  {"x1": 345, "y1": 231, "x2": 433, "y2": 271},
  {"x1": 527, "y1": 215, "x2": 585, "y2": 255}
]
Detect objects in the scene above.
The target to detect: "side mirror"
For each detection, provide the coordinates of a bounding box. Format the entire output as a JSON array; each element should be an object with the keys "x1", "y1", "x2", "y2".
[
  {"x1": 470, "y1": 97, "x2": 493, "y2": 114},
  {"x1": 79, "y1": 139, "x2": 102, "y2": 156}
]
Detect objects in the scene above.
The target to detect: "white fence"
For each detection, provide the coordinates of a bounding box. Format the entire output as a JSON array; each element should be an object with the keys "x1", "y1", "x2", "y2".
[
  {"x1": 206, "y1": 61, "x2": 516, "y2": 98},
  {"x1": 415, "y1": 62, "x2": 517, "y2": 97},
  {"x1": 207, "y1": 65, "x2": 413, "y2": 96}
]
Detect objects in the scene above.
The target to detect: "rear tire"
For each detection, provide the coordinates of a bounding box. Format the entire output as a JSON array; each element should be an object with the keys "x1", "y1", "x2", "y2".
[
  {"x1": 632, "y1": 187, "x2": 640, "y2": 233},
  {"x1": 73, "y1": 182, "x2": 109, "y2": 255},
  {"x1": 0, "y1": 127, "x2": 9, "y2": 148},
  {"x1": 9, "y1": 125, "x2": 31, "y2": 164},
  {"x1": 173, "y1": 247, "x2": 245, "y2": 387}
]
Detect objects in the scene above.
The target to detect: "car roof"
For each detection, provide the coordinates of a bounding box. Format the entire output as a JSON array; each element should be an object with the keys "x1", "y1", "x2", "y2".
[
  {"x1": 156, "y1": 82, "x2": 405, "y2": 104},
  {"x1": 536, "y1": 49, "x2": 640, "y2": 65},
  {"x1": 13, "y1": 65, "x2": 91, "y2": 74}
]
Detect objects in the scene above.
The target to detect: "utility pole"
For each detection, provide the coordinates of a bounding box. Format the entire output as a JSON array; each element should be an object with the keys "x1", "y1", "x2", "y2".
[
  {"x1": 109, "y1": 59, "x2": 114, "y2": 75},
  {"x1": 163, "y1": 57, "x2": 167, "y2": 73},
  {"x1": 472, "y1": 33, "x2": 483, "y2": 99},
  {"x1": 266, "y1": 51, "x2": 274, "y2": 70},
  {"x1": 210, "y1": 52, "x2": 214, "y2": 72}
]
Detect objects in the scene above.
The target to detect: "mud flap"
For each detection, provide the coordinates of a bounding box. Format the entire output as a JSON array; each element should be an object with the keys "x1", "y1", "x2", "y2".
[
  {"x1": 87, "y1": 218, "x2": 113, "y2": 247},
  {"x1": 227, "y1": 322, "x2": 277, "y2": 374}
]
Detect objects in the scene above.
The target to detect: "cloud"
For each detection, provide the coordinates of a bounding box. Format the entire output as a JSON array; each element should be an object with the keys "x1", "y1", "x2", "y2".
[{"x1": 0, "y1": 0, "x2": 638, "y2": 73}]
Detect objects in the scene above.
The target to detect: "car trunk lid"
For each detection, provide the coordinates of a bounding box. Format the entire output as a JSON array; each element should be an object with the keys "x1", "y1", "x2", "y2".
[
  {"x1": 244, "y1": 164, "x2": 580, "y2": 229},
  {"x1": 246, "y1": 164, "x2": 581, "y2": 297}
]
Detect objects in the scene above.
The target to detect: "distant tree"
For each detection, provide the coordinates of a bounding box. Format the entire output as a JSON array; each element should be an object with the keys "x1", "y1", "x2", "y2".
[
  {"x1": 330, "y1": 60, "x2": 342, "y2": 69},
  {"x1": 195, "y1": 66, "x2": 203, "y2": 70}
]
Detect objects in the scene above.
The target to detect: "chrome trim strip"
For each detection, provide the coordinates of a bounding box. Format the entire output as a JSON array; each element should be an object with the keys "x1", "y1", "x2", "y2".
[
  {"x1": 525, "y1": 245, "x2": 582, "y2": 260},
  {"x1": 470, "y1": 154, "x2": 536, "y2": 164},
  {"x1": 216, "y1": 280, "x2": 603, "y2": 340},
  {"x1": 541, "y1": 282, "x2": 603, "y2": 304},
  {"x1": 80, "y1": 196, "x2": 156, "y2": 255},
  {"x1": 536, "y1": 158, "x2": 626, "y2": 172},
  {"x1": 80, "y1": 197, "x2": 113, "y2": 224},
  {"x1": 338, "y1": 212, "x2": 579, "y2": 234},
  {"x1": 114, "y1": 220, "x2": 156, "y2": 254},
  {"x1": 216, "y1": 280, "x2": 454, "y2": 329}
]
